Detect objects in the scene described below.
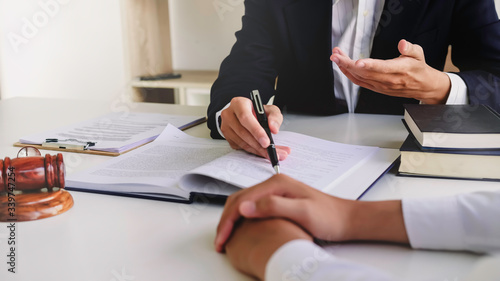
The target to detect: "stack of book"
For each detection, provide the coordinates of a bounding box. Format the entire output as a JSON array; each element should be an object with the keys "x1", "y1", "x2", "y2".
[{"x1": 398, "y1": 104, "x2": 500, "y2": 181}]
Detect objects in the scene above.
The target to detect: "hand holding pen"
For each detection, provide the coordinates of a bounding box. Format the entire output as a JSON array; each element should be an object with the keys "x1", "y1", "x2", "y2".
[
  {"x1": 217, "y1": 93, "x2": 291, "y2": 162},
  {"x1": 250, "y1": 90, "x2": 281, "y2": 174}
]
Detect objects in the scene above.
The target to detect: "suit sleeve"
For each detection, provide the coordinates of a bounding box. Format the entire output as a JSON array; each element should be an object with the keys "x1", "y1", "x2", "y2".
[
  {"x1": 451, "y1": 0, "x2": 500, "y2": 111},
  {"x1": 207, "y1": 0, "x2": 279, "y2": 139}
]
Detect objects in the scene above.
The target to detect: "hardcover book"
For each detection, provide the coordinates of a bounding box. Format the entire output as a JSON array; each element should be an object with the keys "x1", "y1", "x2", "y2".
[
  {"x1": 403, "y1": 104, "x2": 500, "y2": 149},
  {"x1": 399, "y1": 133, "x2": 500, "y2": 181}
]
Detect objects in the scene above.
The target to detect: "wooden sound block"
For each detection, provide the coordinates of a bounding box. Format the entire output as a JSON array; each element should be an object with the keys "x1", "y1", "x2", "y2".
[{"x1": 0, "y1": 190, "x2": 74, "y2": 222}]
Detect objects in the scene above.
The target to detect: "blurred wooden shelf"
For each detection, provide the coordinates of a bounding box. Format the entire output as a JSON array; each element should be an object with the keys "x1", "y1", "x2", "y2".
[
  {"x1": 131, "y1": 70, "x2": 218, "y2": 105},
  {"x1": 132, "y1": 70, "x2": 218, "y2": 89}
]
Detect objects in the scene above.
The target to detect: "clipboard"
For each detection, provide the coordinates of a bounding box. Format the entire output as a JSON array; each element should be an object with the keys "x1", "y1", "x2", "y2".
[
  {"x1": 14, "y1": 116, "x2": 207, "y2": 156},
  {"x1": 13, "y1": 142, "x2": 148, "y2": 156}
]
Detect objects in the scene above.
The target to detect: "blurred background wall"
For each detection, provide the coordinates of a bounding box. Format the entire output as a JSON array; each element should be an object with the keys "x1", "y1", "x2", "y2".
[
  {"x1": 0, "y1": 0, "x2": 499, "y2": 101},
  {"x1": 0, "y1": 0, "x2": 243, "y2": 100}
]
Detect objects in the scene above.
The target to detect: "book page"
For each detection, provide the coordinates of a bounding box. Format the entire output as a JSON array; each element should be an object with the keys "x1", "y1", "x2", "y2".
[
  {"x1": 67, "y1": 125, "x2": 391, "y2": 201},
  {"x1": 179, "y1": 131, "x2": 379, "y2": 193},
  {"x1": 66, "y1": 125, "x2": 233, "y2": 198},
  {"x1": 19, "y1": 112, "x2": 205, "y2": 153}
]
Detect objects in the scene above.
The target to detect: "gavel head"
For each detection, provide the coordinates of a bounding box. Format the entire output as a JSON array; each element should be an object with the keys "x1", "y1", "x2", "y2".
[{"x1": 0, "y1": 148, "x2": 65, "y2": 194}]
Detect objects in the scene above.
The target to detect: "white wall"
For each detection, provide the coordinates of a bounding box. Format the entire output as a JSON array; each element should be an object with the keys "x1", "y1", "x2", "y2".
[
  {"x1": 0, "y1": 0, "x2": 244, "y2": 100},
  {"x1": 1, "y1": 0, "x2": 500, "y2": 100},
  {"x1": 169, "y1": 0, "x2": 244, "y2": 70},
  {"x1": 0, "y1": 0, "x2": 126, "y2": 100}
]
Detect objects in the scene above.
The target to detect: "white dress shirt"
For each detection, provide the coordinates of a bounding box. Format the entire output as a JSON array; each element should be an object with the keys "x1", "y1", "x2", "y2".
[
  {"x1": 331, "y1": 0, "x2": 384, "y2": 111},
  {"x1": 332, "y1": 0, "x2": 468, "y2": 112},
  {"x1": 265, "y1": 190, "x2": 500, "y2": 281}
]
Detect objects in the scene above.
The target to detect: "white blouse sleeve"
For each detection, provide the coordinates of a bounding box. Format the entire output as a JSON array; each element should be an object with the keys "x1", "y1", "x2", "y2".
[
  {"x1": 266, "y1": 190, "x2": 500, "y2": 280},
  {"x1": 265, "y1": 239, "x2": 395, "y2": 281},
  {"x1": 402, "y1": 190, "x2": 500, "y2": 253}
]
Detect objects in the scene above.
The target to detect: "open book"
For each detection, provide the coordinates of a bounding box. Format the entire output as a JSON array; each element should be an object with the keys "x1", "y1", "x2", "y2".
[{"x1": 66, "y1": 125, "x2": 400, "y2": 203}]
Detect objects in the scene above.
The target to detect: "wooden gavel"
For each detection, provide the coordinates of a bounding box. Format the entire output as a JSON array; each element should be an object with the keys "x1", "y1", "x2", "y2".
[
  {"x1": 0, "y1": 148, "x2": 72, "y2": 222},
  {"x1": 0, "y1": 153, "x2": 65, "y2": 193}
]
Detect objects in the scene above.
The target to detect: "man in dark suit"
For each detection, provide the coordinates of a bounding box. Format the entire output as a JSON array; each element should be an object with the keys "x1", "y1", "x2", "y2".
[{"x1": 208, "y1": 0, "x2": 500, "y2": 159}]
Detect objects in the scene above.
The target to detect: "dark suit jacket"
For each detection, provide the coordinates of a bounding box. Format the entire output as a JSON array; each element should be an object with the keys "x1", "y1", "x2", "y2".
[{"x1": 208, "y1": 0, "x2": 500, "y2": 138}]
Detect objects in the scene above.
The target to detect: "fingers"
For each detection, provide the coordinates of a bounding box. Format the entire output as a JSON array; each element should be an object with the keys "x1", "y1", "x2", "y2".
[
  {"x1": 331, "y1": 49, "x2": 388, "y2": 86},
  {"x1": 224, "y1": 97, "x2": 269, "y2": 146},
  {"x1": 225, "y1": 218, "x2": 313, "y2": 280},
  {"x1": 331, "y1": 43, "x2": 426, "y2": 96},
  {"x1": 331, "y1": 47, "x2": 349, "y2": 59},
  {"x1": 276, "y1": 145, "x2": 291, "y2": 160},
  {"x1": 215, "y1": 174, "x2": 306, "y2": 252},
  {"x1": 331, "y1": 41, "x2": 446, "y2": 103},
  {"x1": 239, "y1": 196, "x2": 307, "y2": 226},
  {"x1": 330, "y1": 47, "x2": 354, "y2": 67},
  {"x1": 220, "y1": 97, "x2": 269, "y2": 158},
  {"x1": 262, "y1": 104, "x2": 289, "y2": 160},
  {"x1": 264, "y1": 104, "x2": 283, "y2": 135},
  {"x1": 223, "y1": 127, "x2": 268, "y2": 159},
  {"x1": 224, "y1": 130, "x2": 290, "y2": 160},
  {"x1": 331, "y1": 40, "x2": 424, "y2": 78},
  {"x1": 220, "y1": 97, "x2": 287, "y2": 159},
  {"x1": 338, "y1": 56, "x2": 407, "y2": 76},
  {"x1": 330, "y1": 47, "x2": 416, "y2": 95},
  {"x1": 215, "y1": 210, "x2": 241, "y2": 253},
  {"x1": 338, "y1": 61, "x2": 407, "y2": 93},
  {"x1": 398, "y1": 39, "x2": 425, "y2": 61},
  {"x1": 215, "y1": 176, "x2": 283, "y2": 252}
]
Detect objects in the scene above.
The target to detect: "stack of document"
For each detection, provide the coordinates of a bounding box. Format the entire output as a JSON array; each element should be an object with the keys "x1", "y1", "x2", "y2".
[{"x1": 18, "y1": 112, "x2": 206, "y2": 154}]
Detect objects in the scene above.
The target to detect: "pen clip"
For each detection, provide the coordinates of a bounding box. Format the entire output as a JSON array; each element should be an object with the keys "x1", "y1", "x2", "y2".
[
  {"x1": 250, "y1": 90, "x2": 265, "y2": 115},
  {"x1": 42, "y1": 138, "x2": 96, "y2": 151}
]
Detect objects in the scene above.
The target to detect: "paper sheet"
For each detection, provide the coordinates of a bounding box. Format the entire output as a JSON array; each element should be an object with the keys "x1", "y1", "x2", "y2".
[
  {"x1": 180, "y1": 131, "x2": 379, "y2": 192},
  {"x1": 19, "y1": 112, "x2": 205, "y2": 153},
  {"x1": 67, "y1": 125, "x2": 394, "y2": 201},
  {"x1": 66, "y1": 125, "x2": 233, "y2": 198}
]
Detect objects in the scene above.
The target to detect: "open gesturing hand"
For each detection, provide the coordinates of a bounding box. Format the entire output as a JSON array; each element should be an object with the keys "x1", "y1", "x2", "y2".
[{"x1": 331, "y1": 39, "x2": 451, "y2": 104}]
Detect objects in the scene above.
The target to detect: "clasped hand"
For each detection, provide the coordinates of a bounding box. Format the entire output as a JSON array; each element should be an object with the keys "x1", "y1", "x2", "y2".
[
  {"x1": 215, "y1": 174, "x2": 356, "y2": 253},
  {"x1": 216, "y1": 174, "x2": 355, "y2": 280},
  {"x1": 215, "y1": 174, "x2": 409, "y2": 280}
]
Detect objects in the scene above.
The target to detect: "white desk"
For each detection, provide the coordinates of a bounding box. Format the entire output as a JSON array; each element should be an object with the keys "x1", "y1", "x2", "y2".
[{"x1": 0, "y1": 97, "x2": 498, "y2": 281}]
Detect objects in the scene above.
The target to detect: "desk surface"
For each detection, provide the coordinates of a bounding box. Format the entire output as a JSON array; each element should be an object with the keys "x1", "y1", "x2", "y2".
[{"x1": 0, "y1": 97, "x2": 498, "y2": 281}]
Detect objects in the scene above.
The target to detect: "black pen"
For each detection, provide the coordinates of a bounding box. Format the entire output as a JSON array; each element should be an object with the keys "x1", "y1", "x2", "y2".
[{"x1": 250, "y1": 90, "x2": 280, "y2": 174}]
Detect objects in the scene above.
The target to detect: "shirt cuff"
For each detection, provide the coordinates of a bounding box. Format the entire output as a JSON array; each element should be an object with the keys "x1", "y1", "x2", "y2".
[
  {"x1": 266, "y1": 239, "x2": 394, "y2": 281},
  {"x1": 402, "y1": 195, "x2": 463, "y2": 251},
  {"x1": 215, "y1": 102, "x2": 231, "y2": 139},
  {"x1": 445, "y1": 73, "x2": 468, "y2": 104}
]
